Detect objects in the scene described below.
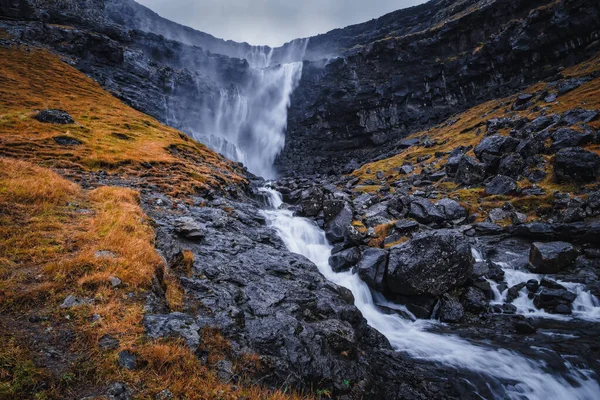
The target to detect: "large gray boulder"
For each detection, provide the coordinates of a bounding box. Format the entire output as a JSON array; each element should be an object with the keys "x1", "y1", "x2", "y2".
[
  {"x1": 386, "y1": 230, "x2": 473, "y2": 296},
  {"x1": 329, "y1": 247, "x2": 361, "y2": 272},
  {"x1": 553, "y1": 147, "x2": 600, "y2": 183},
  {"x1": 529, "y1": 242, "x2": 579, "y2": 273}
]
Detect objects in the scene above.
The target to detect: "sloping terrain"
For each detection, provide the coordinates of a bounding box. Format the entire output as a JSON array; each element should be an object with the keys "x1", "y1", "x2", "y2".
[{"x1": 0, "y1": 44, "x2": 301, "y2": 400}]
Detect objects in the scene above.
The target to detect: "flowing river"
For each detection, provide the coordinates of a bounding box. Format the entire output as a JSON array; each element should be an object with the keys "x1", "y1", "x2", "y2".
[{"x1": 259, "y1": 187, "x2": 600, "y2": 400}]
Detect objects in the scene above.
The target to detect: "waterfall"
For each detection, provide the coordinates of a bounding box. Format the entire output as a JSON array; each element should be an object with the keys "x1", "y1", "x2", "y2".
[
  {"x1": 193, "y1": 39, "x2": 308, "y2": 178},
  {"x1": 259, "y1": 188, "x2": 600, "y2": 400}
]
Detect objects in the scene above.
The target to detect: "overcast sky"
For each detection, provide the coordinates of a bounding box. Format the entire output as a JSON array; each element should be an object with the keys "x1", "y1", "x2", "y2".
[{"x1": 137, "y1": 0, "x2": 427, "y2": 47}]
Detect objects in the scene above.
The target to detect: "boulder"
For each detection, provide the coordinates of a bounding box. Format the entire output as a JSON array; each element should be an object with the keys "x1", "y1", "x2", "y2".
[
  {"x1": 533, "y1": 288, "x2": 577, "y2": 313},
  {"x1": 386, "y1": 230, "x2": 473, "y2": 296},
  {"x1": 485, "y1": 175, "x2": 517, "y2": 196},
  {"x1": 356, "y1": 248, "x2": 388, "y2": 292},
  {"x1": 118, "y1": 350, "x2": 137, "y2": 370},
  {"x1": 299, "y1": 187, "x2": 324, "y2": 217},
  {"x1": 435, "y1": 198, "x2": 467, "y2": 221},
  {"x1": 550, "y1": 128, "x2": 593, "y2": 152},
  {"x1": 514, "y1": 320, "x2": 537, "y2": 334},
  {"x1": 474, "y1": 135, "x2": 520, "y2": 162},
  {"x1": 364, "y1": 202, "x2": 392, "y2": 227},
  {"x1": 53, "y1": 135, "x2": 83, "y2": 146},
  {"x1": 553, "y1": 147, "x2": 600, "y2": 183},
  {"x1": 35, "y1": 109, "x2": 75, "y2": 124},
  {"x1": 323, "y1": 200, "x2": 345, "y2": 222},
  {"x1": 325, "y1": 204, "x2": 353, "y2": 244},
  {"x1": 329, "y1": 247, "x2": 361, "y2": 272},
  {"x1": 498, "y1": 153, "x2": 525, "y2": 178},
  {"x1": 529, "y1": 242, "x2": 579, "y2": 273},
  {"x1": 393, "y1": 219, "x2": 420, "y2": 235},
  {"x1": 455, "y1": 156, "x2": 486, "y2": 185},
  {"x1": 408, "y1": 198, "x2": 446, "y2": 224}
]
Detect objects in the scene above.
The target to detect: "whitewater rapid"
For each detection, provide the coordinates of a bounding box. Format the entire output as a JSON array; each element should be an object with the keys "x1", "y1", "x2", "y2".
[{"x1": 260, "y1": 187, "x2": 600, "y2": 400}]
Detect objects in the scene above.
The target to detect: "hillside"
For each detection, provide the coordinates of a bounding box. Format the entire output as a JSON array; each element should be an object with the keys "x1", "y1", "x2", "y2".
[{"x1": 0, "y1": 44, "x2": 299, "y2": 400}]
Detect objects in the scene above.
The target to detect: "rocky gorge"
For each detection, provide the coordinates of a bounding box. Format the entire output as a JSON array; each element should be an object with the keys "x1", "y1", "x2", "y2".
[{"x1": 1, "y1": 0, "x2": 600, "y2": 399}]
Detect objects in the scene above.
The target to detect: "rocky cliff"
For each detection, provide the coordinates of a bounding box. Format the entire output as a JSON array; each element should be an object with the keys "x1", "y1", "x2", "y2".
[{"x1": 279, "y1": 0, "x2": 600, "y2": 175}]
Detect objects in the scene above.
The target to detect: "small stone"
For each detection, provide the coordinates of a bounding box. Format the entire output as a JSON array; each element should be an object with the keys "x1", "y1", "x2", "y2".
[
  {"x1": 156, "y1": 389, "x2": 174, "y2": 400},
  {"x1": 109, "y1": 276, "x2": 122, "y2": 288},
  {"x1": 118, "y1": 350, "x2": 137, "y2": 370}
]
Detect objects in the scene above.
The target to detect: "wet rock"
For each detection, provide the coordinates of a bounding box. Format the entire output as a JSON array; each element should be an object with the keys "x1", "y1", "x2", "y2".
[
  {"x1": 475, "y1": 135, "x2": 520, "y2": 165},
  {"x1": 498, "y1": 153, "x2": 525, "y2": 178},
  {"x1": 560, "y1": 108, "x2": 597, "y2": 125},
  {"x1": 35, "y1": 109, "x2": 75, "y2": 124},
  {"x1": 143, "y1": 313, "x2": 201, "y2": 348},
  {"x1": 461, "y1": 287, "x2": 488, "y2": 312},
  {"x1": 299, "y1": 187, "x2": 324, "y2": 217},
  {"x1": 550, "y1": 128, "x2": 594, "y2": 152},
  {"x1": 557, "y1": 78, "x2": 584, "y2": 95},
  {"x1": 323, "y1": 199, "x2": 345, "y2": 222},
  {"x1": 526, "y1": 279, "x2": 540, "y2": 293},
  {"x1": 364, "y1": 202, "x2": 393, "y2": 227},
  {"x1": 472, "y1": 262, "x2": 489, "y2": 278},
  {"x1": 514, "y1": 319, "x2": 537, "y2": 334},
  {"x1": 393, "y1": 219, "x2": 420, "y2": 235},
  {"x1": 174, "y1": 217, "x2": 206, "y2": 240},
  {"x1": 455, "y1": 156, "x2": 486, "y2": 185},
  {"x1": 485, "y1": 175, "x2": 517, "y2": 196},
  {"x1": 540, "y1": 277, "x2": 567, "y2": 290},
  {"x1": 533, "y1": 288, "x2": 577, "y2": 313},
  {"x1": 118, "y1": 350, "x2": 137, "y2": 370},
  {"x1": 435, "y1": 198, "x2": 467, "y2": 222},
  {"x1": 529, "y1": 242, "x2": 578, "y2": 273},
  {"x1": 329, "y1": 247, "x2": 361, "y2": 272},
  {"x1": 473, "y1": 222, "x2": 505, "y2": 235},
  {"x1": 439, "y1": 295, "x2": 464, "y2": 323},
  {"x1": 408, "y1": 198, "x2": 446, "y2": 225},
  {"x1": 516, "y1": 137, "x2": 544, "y2": 159},
  {"x1": 356, "y1": 248, "x2": 388, "y2": 292},
  {"x1": 386, "y1": 230, "x2": 473, "y2": 296},
  {"x1": 313, "y1": 319, "x2": 357, "y2": 352},
  {"x1": 553, "y1": 147, "x2": 600, "y2": 183},
  {"x1": 325, "y1": 203, "x2": 353, "y2": 244},
  {"x1": 506, "y1": 283, "x2": 526, "y2": 303},
  {"x1": 528, "y1": 115, "x2": 557, "y2": 132}
]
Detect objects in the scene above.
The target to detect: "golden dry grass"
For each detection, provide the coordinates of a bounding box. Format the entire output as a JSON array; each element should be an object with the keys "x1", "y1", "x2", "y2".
[
  {"x1": 0, "y1": 46, "x2": 245, "y2": 197},
  {"x1": 0, "y1": 158, "x2": 306, "y2": 399}
]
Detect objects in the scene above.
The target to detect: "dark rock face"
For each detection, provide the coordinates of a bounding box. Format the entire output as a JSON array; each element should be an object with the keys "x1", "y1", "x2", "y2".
[
  {"x1": 439, "y1": 295, "x2": 464, "y2": 323},
  {"x1": 553, "y1": 147, "x2": 600, "y2": 182},
  {"x1": 408, "y1": 198, "x2": 446, "y2": 225},
  {"x1": 529, "y1": 241, "x2": 579, "y2": 273},
  {"x1": 386, "y1": 230, "x2": 473, "y2": 296},
  {"x1": 533, "y1": 288, "x2": 577, "y2": 314},
  {"x1": 278, "y1": 0, "x2": 600, "y2": 175},
  {"x1": 35, "y1": 109, "x2": 74, "y2": 124}
]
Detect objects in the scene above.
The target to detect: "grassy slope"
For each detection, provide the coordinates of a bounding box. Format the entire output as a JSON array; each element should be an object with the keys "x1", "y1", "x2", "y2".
[
  {"x1": 0, "y1": 45, "x2": 301, "y2": 400},
  {"x1": 352, "y1": 53, "x2": 600, "y2": 245}
]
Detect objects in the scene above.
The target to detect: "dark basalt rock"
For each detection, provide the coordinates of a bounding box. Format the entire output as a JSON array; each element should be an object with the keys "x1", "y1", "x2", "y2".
[
  {"x1": 455, "y1": 156, "x2": 486, "y2": 186},
  {"x1": 498, "y1": 153, "x2": 525, "y2": 178},
  {"x1": 325, "y1": 203, "x2": 354, "y2": 244},
  {"x1": 550, "y1": 128, "x2": 594, "y2": 152},
  {"x1": 329, "y1": 247, "x2": 361, "y2": 272},
  {"x1": 461, "y1": 287, "x2": 488, "y2": 312},
  {"x1": 35, "y1": 109, "x2": 75, "y2": 124},
  {"x1": 386, "y1": 230, "x2": 473, "y2": 296},
  {"x1": 408, "y1": 198, "x2": 446, "y2": 225},
  {"x1": 474, "y1": 135, "x2": 520, "y2": 165},
  {"x1": 553, "y1": 147, "x2": 600, "y2": 183},
  {"x1": 173, "y1": 217, "x2": 206, "y2": 240},
  {"x1": 485, "y1": 175, "x2": 518, "y2": 196},
  {"x1": 435, "y1": 198, "x2": 467, "y2": 222},
  {"x1": 439, "y1": 295, "x2": 464, "y2": 323},
  {"x1": 533, "y1": 288, "x2": 577, "y2": 314},
  {"x1": 529, "y1": 241, "x2": 579, "y2": 273},
  {"x1": 356, "y1": 248, "x2": 388, "y2": 292}
]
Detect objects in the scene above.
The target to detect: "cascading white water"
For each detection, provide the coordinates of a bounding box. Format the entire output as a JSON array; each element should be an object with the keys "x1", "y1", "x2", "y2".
[
  {"x1": 260, "y1": 188, "x2": 600, "y2": 400},
  {"x1": 194, "y1": 39, "x2": 308, "y2": 178},
  {"x1": 472, "y1": 249, "x2": 600, "y2": 322}
]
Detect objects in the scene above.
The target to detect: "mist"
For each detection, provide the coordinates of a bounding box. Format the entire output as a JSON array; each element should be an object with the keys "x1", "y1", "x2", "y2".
[{"x1": 136, "y1": 0, "x2": 427, "y2": 47}]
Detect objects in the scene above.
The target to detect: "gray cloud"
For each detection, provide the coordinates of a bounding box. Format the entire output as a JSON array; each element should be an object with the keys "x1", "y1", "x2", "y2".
[{"x1": 136, "y1": 0, "x2": 427, "y2": 46}]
